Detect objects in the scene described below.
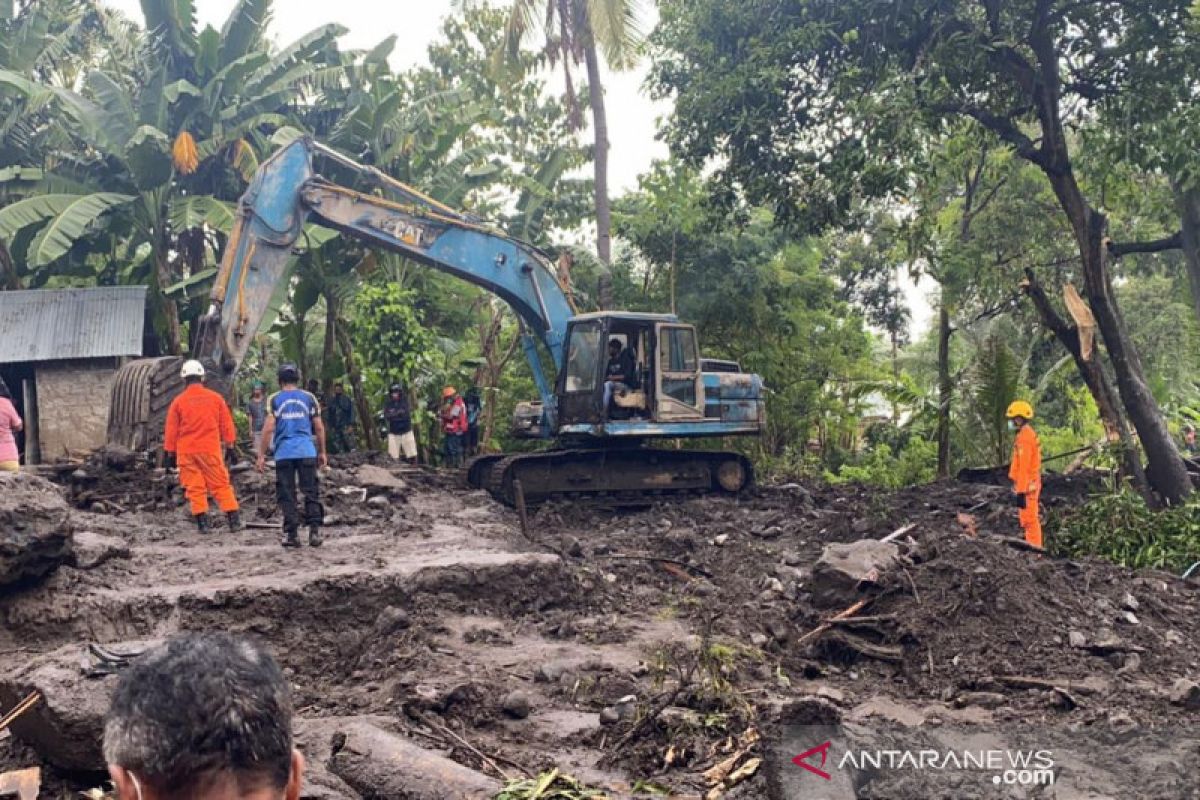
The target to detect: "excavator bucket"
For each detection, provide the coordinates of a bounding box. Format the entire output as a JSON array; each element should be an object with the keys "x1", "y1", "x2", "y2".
[{"x1": 107, "y1": 356, "x2": 183, "y2": 450}]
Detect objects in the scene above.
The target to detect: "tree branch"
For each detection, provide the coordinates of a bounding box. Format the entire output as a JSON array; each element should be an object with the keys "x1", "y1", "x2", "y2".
[{"x1": 1106, "y1": 232, "x2": 1182, "y2": 258}]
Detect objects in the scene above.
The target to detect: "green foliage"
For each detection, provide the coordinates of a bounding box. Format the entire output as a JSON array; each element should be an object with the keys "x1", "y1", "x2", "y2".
[
  {"x1": 495, "y1": 769, "x2": 606, "y2": 800},
  {"x1": 825, "y1": 436, "x2": 937, "y2": 489},
  {"x1": 1050, "y1": 492, "x2": 1200, "y2": 572},
  {"x1": 349, "y1": 282, "x2": 435, "y2": 390},
  {"x1": 971, "y1": 333, "x2": 1024, "y2": 465}
]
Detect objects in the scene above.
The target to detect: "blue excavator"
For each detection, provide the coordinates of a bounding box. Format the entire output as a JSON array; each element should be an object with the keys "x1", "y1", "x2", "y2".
[{"x1": 108, "y1": 138, "x2": 766, "y2": 504}]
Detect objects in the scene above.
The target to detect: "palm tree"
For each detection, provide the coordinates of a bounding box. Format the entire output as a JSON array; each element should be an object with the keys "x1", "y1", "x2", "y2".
[{"x1": 462, "y1": 0, "x2": 646, "y2": 309}]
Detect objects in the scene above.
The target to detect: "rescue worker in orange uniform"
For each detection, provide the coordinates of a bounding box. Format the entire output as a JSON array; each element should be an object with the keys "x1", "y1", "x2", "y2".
[
  {"x1": 1006, "y1": 400, "x2": 1042, "y2": 548},
  {"x1": 164, "y1": 360, "x2": 244, "y2": 533}
]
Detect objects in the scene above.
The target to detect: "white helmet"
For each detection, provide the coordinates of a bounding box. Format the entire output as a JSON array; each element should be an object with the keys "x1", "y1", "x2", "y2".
[{"x1": 180, "y1": 359, "x2": 205, "y2": 379}]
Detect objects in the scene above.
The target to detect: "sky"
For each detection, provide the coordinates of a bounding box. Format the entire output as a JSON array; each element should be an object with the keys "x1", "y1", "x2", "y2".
[{"x1": 101, "y1": 0, "x2": 933, "y2": 336}]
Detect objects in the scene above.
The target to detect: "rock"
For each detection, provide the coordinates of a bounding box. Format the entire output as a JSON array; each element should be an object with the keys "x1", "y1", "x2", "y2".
[
  {"x1": 0, "y1": 473, "x2": 74, "y2": 591},
  {"x1": 755, "y1": 525, "x2": 783, "y2": 539},
  {"x1": 562, "y1": 536, "x2": 585, "y2": 558},
  {"x1": 1068, "y1": 631, "x2": 1087, "y2": 648},
  {"x1": 1165, "y1": 630, "x2": 1184, "y2": 645},
  {"x1": 373, "y1": 606, "x2": 410, "y2": 634},
  {"x1": 614, "y1": 695, "x2": 638, "y2": 720},
  {"x1": 815, "y1": 686, "x2": 845, "y2": 704},
  {"x1": 96, "y1": 444, "x2": 138, "y2": 471},
  {"x1": 329, "y1": 719, "x2": 500, "y2": 799},
  {"x1": 1107, "y1": 711, "x2": 1139, "y2": 737},
  {"x1": 954, "y1": 692, "x2": 1007, "y2": 709},
  {"x1": 1169, "y1": 678, "x2": 1200, "y2": 709},
  {"x1": 354, "y1": 465, "x2": 407, "y2": 495},
  {"x1": 1117, "y1": 652, "x2": 1142, "y2": 675},
  {"x1": 750, "y1": 633, "x2": 770, "y2": 648},
  {"x1": 851, "y1": 518, "x2": 872, "y2": 535},
  {"x1": 660, "y1": 707, "x2": 702, "y2": 728},
  {"x1": 713, "y1": 534, "x2": 729, "y2": 546},
  {"x1": 0, "y1": 639, "x2": 156, "y2": 770},
  {"x1": 1119, "y1": 611, "x2": 1140, "y2": 625},
  {"x1": 501, "y1": 691, "x2": 531, "y2": 719},
  {"x1": 535, "y1": 662, "x2": 569, "y2": 683},
  {"x1": 69, "y1": 531, "x2": 131, "y2": 570},
  {"x1": 1121, "y1": 592, "x2": 1139, "y2": 611},
  {"x1": 598, "y1": 706, "x2": 620, "y2": 725},
  {"x1": 783, "y1": 552, "x2": 804, "y2": 567},
  {"x1": 811, "y1": 539, "x2": 899, "y2": 608},
  {"x1": 367, "y1": 495, "x2": 390, "y2": 508},
  {"x1": 761, "y1": 577, "x2": 785, "y2": 594}
]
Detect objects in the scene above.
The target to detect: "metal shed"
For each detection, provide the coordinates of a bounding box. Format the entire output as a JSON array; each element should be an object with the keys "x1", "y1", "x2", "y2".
[{"x1": 0, "y1": 286, "x2": 146, "y2": 464}]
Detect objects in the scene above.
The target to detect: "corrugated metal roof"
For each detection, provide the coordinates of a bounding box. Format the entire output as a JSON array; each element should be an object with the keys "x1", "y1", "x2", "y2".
[{"x1": 0, "y1": 286, "x2": 147, "y2": 363}]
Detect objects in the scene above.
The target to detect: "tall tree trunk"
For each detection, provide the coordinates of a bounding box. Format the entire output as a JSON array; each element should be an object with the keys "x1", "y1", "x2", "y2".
[
  {"x1": 334, "y1": 322, "x2": 379, "y2": 451},
  {"x1": 1046, "y1": 170, "x2": 1190, "y2": 503},
  {"x1": 1173, "y1": 182, "x2": 1200, "y2": 325},
  {"x1": 0, "y1": 240, "x2": 19, "y2": 289},
  {"x1": 583, "y1": 34, "x2": 613, "y2": 309},
  {"x1": 153, "y1": 244, "x2": 182, "y2": 355},
  {"x1": 1023, "y1": 268, "x2": 1153, "y2": 503},
  {"x1": 321, "y1": 294, "x2": 338, "y2": 394},
  {"x1": 936, "y1": 300, "x2": 952, "y2": 478}
]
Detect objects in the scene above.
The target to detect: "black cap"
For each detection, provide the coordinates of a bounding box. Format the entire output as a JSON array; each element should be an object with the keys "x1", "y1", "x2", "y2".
[{"x1": 277, "y1": 363, "x2": 300, "y2": 384}]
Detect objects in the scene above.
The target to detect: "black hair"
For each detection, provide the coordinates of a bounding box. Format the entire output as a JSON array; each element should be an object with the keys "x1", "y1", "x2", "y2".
[{"x1": 103, "y1": 633, "x2": 293, "y2": 796}]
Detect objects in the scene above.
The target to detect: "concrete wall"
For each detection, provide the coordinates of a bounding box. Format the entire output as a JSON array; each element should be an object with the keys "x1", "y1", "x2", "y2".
[{"x1": 35, "y1": 358, "x2": 117, "y2": 460}]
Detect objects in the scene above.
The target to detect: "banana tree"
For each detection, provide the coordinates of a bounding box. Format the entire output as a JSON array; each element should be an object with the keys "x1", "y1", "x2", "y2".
[{"x1": 0, "y1": 0, "x2": 344, "y2": 353}]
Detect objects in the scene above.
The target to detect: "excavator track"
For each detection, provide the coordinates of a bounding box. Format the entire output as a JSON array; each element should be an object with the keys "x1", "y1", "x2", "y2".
[
  {"x1": 107, "y1": 356, "x2": 231, "y2": 451},
  {"x1": 466, "y1": 448, "x2": 754, "y2": 507}
]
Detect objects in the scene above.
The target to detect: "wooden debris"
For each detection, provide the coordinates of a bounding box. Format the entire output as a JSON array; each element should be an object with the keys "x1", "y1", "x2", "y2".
[
  {"x1": 0, "y1": 767, "x2": 40, "y2": 800},
  {"x1": 796, "y1": 598, "x2": 870, "y2": 648},
  {"x1": 879, "y1": 523, "x2": 916, "y2": 544},
  {"x1": 822, "y1": 629, "x2": 904, "y2": 663},
  {"x1": 0, "y1": 692, "x2": 41, "y2": 734}
]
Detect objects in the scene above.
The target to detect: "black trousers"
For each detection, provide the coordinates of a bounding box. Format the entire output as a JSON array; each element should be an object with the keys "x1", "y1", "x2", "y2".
[{"x1": 276, "y1": 458, "x2": 323, "y2": 532}]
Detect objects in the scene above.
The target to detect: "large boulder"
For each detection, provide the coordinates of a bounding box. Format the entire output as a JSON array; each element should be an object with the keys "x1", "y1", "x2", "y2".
[
  {"x1": 811, "y1": 539, "x2": 899, "y2": 608},
  {"x1": 0, "y1": 473, "x2": 73, "y2": 591},
  {"x1": 0, "y1": 640, "x2": 156, "y2": 770},
  {"x1": 352, "y1": 465, "x2": 407, "y2": 497}
]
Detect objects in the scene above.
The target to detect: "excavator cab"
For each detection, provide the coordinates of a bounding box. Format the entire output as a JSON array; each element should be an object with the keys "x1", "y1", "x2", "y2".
[{"x1": 555, "y1": 312, "x2": 707, "y2": 429}]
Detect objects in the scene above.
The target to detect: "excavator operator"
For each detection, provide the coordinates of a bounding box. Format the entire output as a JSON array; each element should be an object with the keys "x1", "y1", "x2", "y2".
[
  {"x1": 163, "y1": 360, "x2": 243, "y2": 534},
  {"x1": 1006, "y1": 400, "x2": 1042, "y2": 548}
]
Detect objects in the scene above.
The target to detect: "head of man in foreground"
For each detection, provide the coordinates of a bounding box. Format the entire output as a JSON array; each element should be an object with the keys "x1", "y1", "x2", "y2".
[{"x1": 103, "y1": 633, "x2": 304, "y2": 800}]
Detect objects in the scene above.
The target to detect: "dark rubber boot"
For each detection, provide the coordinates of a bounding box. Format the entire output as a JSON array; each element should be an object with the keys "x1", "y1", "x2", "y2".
[
  {"x1": 194, "y1": 514, "x2": 210, "y2": 533},
  {"x1": 281, "y1": 529, "x2": 301, "y2": 548},
  {"x1": 226, "y1": 510, "x2": 244, "y2": 532},
  {"x1": 308, "y1": 525, "x2": 323, "y2": 547}
]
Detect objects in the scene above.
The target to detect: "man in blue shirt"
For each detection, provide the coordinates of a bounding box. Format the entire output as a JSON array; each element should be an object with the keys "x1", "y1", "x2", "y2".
[{"x1": 256, "y1": 363, "x2": 328, "y2": 548}]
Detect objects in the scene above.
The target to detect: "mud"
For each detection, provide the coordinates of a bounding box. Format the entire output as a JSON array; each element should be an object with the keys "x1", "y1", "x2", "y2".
[{"x1": 1, "y1": 464, "x2": 1198, "y2": 799}]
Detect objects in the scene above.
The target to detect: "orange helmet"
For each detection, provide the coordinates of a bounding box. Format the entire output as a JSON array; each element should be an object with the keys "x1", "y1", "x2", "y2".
[{"x1": 442, "y1": 386, "x2": 456, "y2": 398}]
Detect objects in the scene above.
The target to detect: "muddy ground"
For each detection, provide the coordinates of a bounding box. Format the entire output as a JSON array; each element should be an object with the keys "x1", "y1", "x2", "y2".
[{"x1": 2, "y1": 454, "x2": 1199, "y2": 799}]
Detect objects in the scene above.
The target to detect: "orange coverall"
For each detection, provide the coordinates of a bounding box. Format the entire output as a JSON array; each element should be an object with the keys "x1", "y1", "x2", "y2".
[
  {"x1": 164, "y1": 384, "x2": 239, "y2": 516},
  {"x1": 1009, "y1": 424, "x2": 1042, "y2": 548}
]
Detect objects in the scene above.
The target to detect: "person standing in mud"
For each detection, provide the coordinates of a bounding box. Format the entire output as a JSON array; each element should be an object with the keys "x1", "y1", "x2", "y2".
[
  {"x1": 258, "y1": 364, "x2": 327, "y2": 548},
  {"x1": 464, "y1": 387, "x2": 483, "y2": 456},
  {"x1": 440, "y1": 386, "x2": 468, "y2": 467},
  {"x1": 1006, "y1": 400, "x2": 1042, "y2": 548},
  {"x1": 384, "y1": 384, "x2": 417, "y2": 464},
  {"x1": 0, "y1": 378, "x2": 23, "y2": 472},
  {"x1": 246, "y1": 381, "x2": 268, "y2": 455},
  {"x1": 164, "y1": 360, "x2": 244, "y2": 533},
  {"x1": 328, "y1": 382, "x2": 355, "y2": 454}
]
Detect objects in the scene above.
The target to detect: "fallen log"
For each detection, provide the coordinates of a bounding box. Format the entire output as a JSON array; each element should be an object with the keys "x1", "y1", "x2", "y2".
[{"x1": 821, "y1": 629, "x2": 904, "y2": 663}]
